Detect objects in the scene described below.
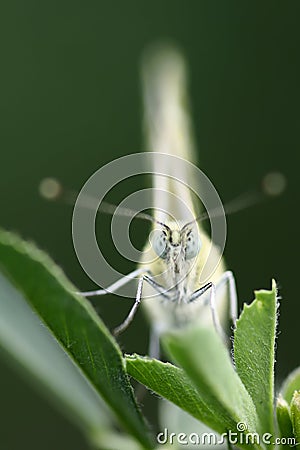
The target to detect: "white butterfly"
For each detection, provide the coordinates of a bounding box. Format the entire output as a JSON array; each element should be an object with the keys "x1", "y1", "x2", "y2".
[{"x1": 79, "y1": 46, "x2": 238, "y2": 358}]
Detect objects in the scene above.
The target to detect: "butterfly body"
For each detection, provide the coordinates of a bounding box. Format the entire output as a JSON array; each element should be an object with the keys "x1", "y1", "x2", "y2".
[{"x1": 139, "y1": 219, "x2": 228, "y2": 336}]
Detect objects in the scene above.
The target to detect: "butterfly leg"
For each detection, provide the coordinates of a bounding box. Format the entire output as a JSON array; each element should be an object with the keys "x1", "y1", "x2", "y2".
[
  {"x1": 189, "y1": 282, "x2": 227, "y2": 341},
  {"x1": 215, "y1": 270, "x2": 238, "y2": 326},
  {"x1": 113, "y1": 274, "x2": 170, "y2": 336},
  {"x1": 78, "y1": 268, "x2": 149, "y2": 297}
]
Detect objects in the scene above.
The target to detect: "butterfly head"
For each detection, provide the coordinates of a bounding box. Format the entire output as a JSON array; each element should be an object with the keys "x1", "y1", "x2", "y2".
[{"x1": 151, "y1": 222, "x2": 201, "y2": 262}]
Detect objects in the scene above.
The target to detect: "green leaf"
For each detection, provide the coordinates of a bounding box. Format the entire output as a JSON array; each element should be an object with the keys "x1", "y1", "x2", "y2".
[
  {"x1": 162, "y1": 325, "x2": 260, "y2": 446},
  {"x1": 0, "y1": 270, "x2": 111, "y2": 435},
  {"x1": 126, "y1": 354, "x2": 229, "y2": 435},
  {"x1": 290, "y1": 391, "x2": 300, "y2": 448},
  {"x1": 233, "y1": 280, "x2": 278, "y2": 438},
  {"x1": 0, "y1": 230, "x2": 153, "y2": 449},
  {"x1": 276, "y1": 395, "x2": 294, "y2": 446},
  {"x1": 280, "y1": 367, "x2": 300, "y2": 404}
]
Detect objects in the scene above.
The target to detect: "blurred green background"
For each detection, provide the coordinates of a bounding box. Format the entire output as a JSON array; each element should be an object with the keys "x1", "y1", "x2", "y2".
[{"x1": 1, "y1": 1, "x2": 299, "y2": 449}]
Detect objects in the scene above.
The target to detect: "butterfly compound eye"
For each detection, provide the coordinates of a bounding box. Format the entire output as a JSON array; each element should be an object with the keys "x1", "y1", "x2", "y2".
[
  {"x1": 151, "y1": 230, "x2": 168, "y2": 259},
  {"x1": 185, "y1": 231, "x2": 201, "y2": 259}
]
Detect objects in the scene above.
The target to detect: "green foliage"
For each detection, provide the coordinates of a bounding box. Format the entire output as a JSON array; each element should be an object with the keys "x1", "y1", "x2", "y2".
[
  {"x1": 290, "y1": 392, "x2": 300, "y2": 448},
  {"x1": 234, "y1": 281, "x2": 278, "y2": 438},
  {"x1": 277, "y1": 368, "x2": 300, "y2": 448},
  {"x1": 127, "y1": 281, "x2": 278, "y2": 450},
  {"x1": 0, "y1": 229, "x2": 299, "y2": 449},
  {"x1": 126, "y1": 354, "x2": 229, "y2": 435},
  {"x1": 163, "y1": 326, "x2": 259, "y2": 442},
  {"x1": 276, "y1": 395, "x2": 293, "y2": 445},
  {"x1": 0, "y1": 229, "x2": 153, "y2": 449},
  {"x1": 280, "y1": 367, "x2": 300, "y2": 404}
]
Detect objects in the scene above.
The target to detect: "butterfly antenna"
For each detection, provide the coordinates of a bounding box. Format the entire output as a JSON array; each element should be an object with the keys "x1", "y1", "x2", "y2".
[
  {"x1": 39, "y1": 177, "x2": 171, "y2": 230},
  {"x1": 183, "y1": 171, "x2": 286, "y2": 229}
]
